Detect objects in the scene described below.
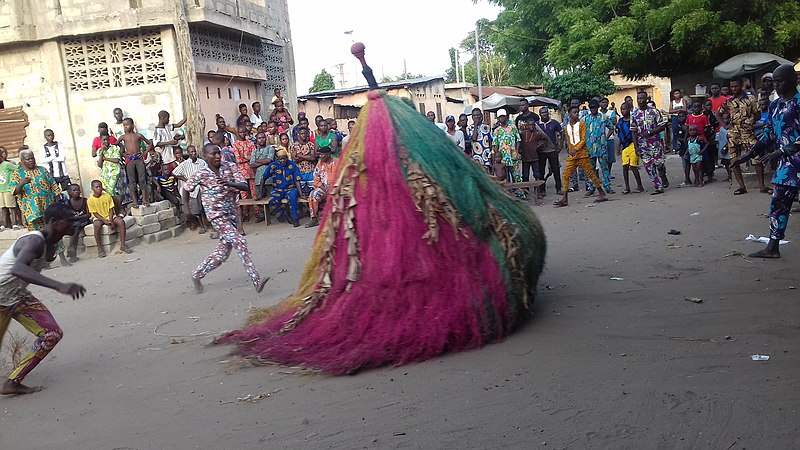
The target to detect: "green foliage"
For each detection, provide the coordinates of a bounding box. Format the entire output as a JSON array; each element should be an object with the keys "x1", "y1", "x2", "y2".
[
  {"x1": 380, "y1": 73, "x2": 428, "y2": 83},
  {"x1": 457, "y1": 19, "x2": 511, "y2": 86},
  {"x1": 484, "y1": 0, "x2": 800, "y2": 79},
  {"x1": 542, "y1": 71, "x2": 616, "y2": 106},
  {"x1": 309, "y1": 69, "x2": 335, "y2": 93}
]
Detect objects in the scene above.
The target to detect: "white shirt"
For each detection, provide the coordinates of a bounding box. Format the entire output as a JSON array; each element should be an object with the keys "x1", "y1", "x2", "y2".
[
  {"x1": 40, "y1": 142, "x2": 68, "y2": 178},
  {"x1": 174, "y1": 157, "x2": 208, "y2": 198},
  {"x1": 153, "y1": 124, "x2": 178, "y2": 165},
  {"x1": 0, "y1": 232, "x2": 47, "y2": 307},
  {"x1": 249, "y1": 113, "x2": 264, "y2": 128},
  {"x1": 446, "y1": 129, "x2": 465, "y2": 150},
  {"x1": 567, "y1": 122, "x2": 581, "y2": 146}
]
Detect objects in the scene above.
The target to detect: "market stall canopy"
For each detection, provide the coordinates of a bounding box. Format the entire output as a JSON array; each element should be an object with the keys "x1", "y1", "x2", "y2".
[
  {"x1": 465, "y1": 93, "x2": 560, "y2": 114},
  {"x1": 713, "y1": 52, "x2": 792, "y2": 79}
]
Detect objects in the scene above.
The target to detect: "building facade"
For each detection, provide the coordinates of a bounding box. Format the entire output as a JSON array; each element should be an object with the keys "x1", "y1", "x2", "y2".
[{"x1": 0, "y1": 0, "x2": 295, "y2": 191}]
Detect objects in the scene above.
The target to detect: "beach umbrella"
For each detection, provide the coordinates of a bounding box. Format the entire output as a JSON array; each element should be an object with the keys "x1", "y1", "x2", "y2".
[{"x1": 713, "y1": 52, "x2": 792, "y2": 79}]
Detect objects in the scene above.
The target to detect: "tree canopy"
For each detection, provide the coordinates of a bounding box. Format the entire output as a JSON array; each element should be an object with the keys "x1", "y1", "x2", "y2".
[
  {"x1": 542, "y1": 71, "x2": 616, "y2": 106},
  {"x1": 484, "y1": 0, "x2": 800, "y2": 80},
  {"x1": 309, "y1": 69, "x2": 336, "y2": 93}
]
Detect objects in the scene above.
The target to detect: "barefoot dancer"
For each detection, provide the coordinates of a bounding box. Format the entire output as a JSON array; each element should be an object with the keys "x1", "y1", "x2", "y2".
[
  {"x1": 554, "y1": 106, "x2": 607, "y2": 207},
  {"x1": 732, "y1": 64, "x2": 800, "y2": 259},
  {"x1": 182, "y1": 144, "x2": 268, "y2": 293},
  {"x1": 0, "y1": 204, "x2": 85, "y2": 395}
]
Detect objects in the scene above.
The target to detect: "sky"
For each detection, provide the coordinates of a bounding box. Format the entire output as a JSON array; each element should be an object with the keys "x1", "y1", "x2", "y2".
[{"x1": 287, "y1": 0, "x2": 502, "y2": 95}]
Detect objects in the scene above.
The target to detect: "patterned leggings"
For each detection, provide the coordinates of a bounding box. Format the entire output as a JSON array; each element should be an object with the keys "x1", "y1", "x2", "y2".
[
  {"x1": 641, "y1": 150, "x2": 665, "y2": 190},
  {"x1": 769, "y1": 185, "x2": 798, "y2": 240},
  {"x1": 0, "y1": 296, "x2": 62, "y2": 383},
  {"x1": 562, "y1": 156, "x2": 601, "y2": 191},
  {"x1": 192, "y1": 216, "x2": 261, "y2": 287},
  {"x1": 585, "y1": 154, "x2": 611, "y2": 192}
]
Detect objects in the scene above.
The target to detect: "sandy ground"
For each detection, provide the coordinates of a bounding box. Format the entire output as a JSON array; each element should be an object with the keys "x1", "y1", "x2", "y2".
[{"x1": 1, "y1": 155, "x2": 799, "y2": 449}]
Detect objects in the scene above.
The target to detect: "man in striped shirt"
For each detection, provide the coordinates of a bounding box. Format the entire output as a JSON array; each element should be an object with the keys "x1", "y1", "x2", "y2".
[{"x1": 173, "y1": 145, "x2": 209, "y2": 234}]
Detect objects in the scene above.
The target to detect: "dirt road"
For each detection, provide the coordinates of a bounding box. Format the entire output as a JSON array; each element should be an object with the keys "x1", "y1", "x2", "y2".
[{"x1": 2, "y1": 156, "x2": 799, "y2": 449}]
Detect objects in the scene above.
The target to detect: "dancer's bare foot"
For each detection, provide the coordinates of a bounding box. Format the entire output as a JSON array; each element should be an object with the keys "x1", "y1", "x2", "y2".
[
  {"x1": 255, "y1": 277, "x2": 270, "y2": 293},
  {"x1": 749, "y1": 240, "x2": 781, "y2": 258},
  {"x1": 0, "y1": 380, "x2": 42, "y2": 395},
  {"x1": 192, "y1": 277, "x2": 204, "y2": 294}
]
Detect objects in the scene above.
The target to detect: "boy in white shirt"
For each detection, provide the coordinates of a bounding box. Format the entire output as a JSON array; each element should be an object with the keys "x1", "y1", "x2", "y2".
[{"x1": 40, "y1": 129, "x2": 70, "y2": 191}]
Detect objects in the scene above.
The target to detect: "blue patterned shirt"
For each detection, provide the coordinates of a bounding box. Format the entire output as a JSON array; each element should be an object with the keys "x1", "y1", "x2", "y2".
[
  {"x1": 581, "y1": 112, "x2": 613, "y2": 157},
  {"x1": 757, "y1": 93, "x2": 800, "y2": 187}
]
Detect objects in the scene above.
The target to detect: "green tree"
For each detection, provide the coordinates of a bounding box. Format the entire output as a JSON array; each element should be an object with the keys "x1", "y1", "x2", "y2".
[
  {"x1": 458, "y1": 18, "x2": 511, "y2": 86},
  {"x1": 486, "y1": 0, "x2": 800, "y2": 79},
  {"x1": 542, "y1": 71, "x2": 616, "y2": 106},
  {"x1": 309, "y1": 69, "x2": 335, "y2": 93}
]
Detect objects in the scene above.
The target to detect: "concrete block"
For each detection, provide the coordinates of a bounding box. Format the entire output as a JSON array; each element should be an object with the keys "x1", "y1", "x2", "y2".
[
  {"x1": 142, "y1": 222, "x2": 161, "y2": 235},
  {"x1": 154, "y1": 200, "x2": 172, "y2": 212},
  {"x1": 84, "y1": 233, "x2": 118, "y2": 247},
  {"x1": 174, "y1": 214, "x2": 185, "y2": 225},
  {"x1": 126, "y1": 225, "x2": 143, "y2": 239},
  {"x1": 143, "y1": 230, "x2": 171, "y2": 244},
  {"x1": 131, "y1": 204, "x2": 157, "y2": 216},
  {"x1": 83, "y1": 223, "x2": 118, "y2": 236},
  {"x1": 124, "y1": 237, "x2": 141, "y2": 249},
  {"x1": 169, "y1": 224, "x2": 186, "y2": 238},
  {"x1": 135, "y1": 213, "x2": 159, "y2": 226},
  {"x1": 0, "y1": 228, "x2": 28, "y2": 241},
  {"x1": 122, "y1": 215, "x2": 135, "y2": 228},
  {"x1": 159, "y1": 217, "x2": 176, "y2": 229},
  {"x1": 157, "y1": 209, "x2": 174, "y2": 221}
]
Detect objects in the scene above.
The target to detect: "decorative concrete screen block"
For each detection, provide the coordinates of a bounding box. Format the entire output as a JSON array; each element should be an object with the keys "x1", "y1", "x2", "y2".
[
  {"x1": 61, "y1": 29, "x2": 166, "y2": 92},
  {"x1": 135, "y1": 214, "x2": 159, "y2": 226}
]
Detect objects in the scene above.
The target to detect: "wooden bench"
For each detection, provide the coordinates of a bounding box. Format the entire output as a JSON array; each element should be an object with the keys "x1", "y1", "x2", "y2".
[
  {"x1": 239, "y1": 198, "x2": 271, "y2": 225},
  {"x1": 499, "y1": 180, "x2": 545, "y2": 205}
]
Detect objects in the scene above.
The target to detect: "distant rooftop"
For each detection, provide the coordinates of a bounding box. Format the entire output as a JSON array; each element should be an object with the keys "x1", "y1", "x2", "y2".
[{"x1": 299, "y1": 76, "x2": 445, "y2": 100}]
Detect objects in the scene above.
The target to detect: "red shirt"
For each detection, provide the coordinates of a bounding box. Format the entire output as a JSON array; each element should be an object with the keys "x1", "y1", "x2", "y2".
[
  {"x1": 92, "y1": 135, "x2": 117, "y2": 151},
  {"x1": 685, "y1": 113, "x2": 711, "y2": 140},
  {"x1": 710, "y1": 96, "x2": 730, "y2": 112}
]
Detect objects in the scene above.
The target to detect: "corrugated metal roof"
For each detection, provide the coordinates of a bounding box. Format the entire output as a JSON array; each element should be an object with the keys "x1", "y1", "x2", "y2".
[{"x1": 0, "y1": 107, "x2": 29, "y2": 158}]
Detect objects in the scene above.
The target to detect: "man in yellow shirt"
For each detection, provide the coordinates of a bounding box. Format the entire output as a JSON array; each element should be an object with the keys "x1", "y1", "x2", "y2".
[{"x1": 87, "y1": 180, "x2": 131, "y2": 257}]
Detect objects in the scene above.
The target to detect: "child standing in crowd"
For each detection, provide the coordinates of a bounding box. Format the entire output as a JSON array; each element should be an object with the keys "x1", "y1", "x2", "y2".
[
  {"x1": 0, "y1": 146, "x2": 23, "y2": 230},
  {"x1": 153, "y1": 110, "x2": 186, "y2": 173},
  {"x1": 717, "y1": 112, "x2": 732, "y2": 182},
  {"x1": 555, "y1": 106, "x2": 608, "y2": 207},
  {"x1": 701, "y1": 99, "x2": 720, "y2": 181},
  {"x1": 617, "y1": 103, "x2": 644, "y2": 194},
  {"x1": 65, "y1": 184, "x2": 90, "y2": 263},
  {"x1": 87, "y1": 180, "x2": 131, "y2": 257},
  {"x1": 118, "y1": 118, "x2": 153, "y2": 208},
  {"x1": 686, "y1": 125, "x2": 708, "y2": 187},
  {"x1": 41, "y1": 129, "x2": 71, "y2": 191},
  {"x1": 91, "y1": 122, "x2": 117, "y2": 160}
]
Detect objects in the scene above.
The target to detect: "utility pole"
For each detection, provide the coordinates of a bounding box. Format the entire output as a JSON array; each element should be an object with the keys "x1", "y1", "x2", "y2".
[
  {"x1": 455, "y1": 49, "x2": 460, "y2": 83},
  {"x1": 403, "y1": 59, "x2": 408, "y2": 79},
  {"x1": 171, "y1": 0, "x2": 205, "y2": 148},
  {"x1": 475, "y1": 24, "x2": 483, "y2": 105},
  {"x1": 335, "y1": 63, "x2": 346, "y2": 88}
]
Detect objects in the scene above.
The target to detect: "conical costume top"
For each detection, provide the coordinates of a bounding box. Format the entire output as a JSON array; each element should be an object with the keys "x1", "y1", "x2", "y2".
[{"x1": 220, "y1": 45, "x2": 546, "y2": 374}]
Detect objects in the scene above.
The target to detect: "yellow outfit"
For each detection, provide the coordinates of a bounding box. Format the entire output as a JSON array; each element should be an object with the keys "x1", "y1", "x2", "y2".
[
  {"x1": 621, "y1": 143, "x2": 639, "y2": 166},
  {"x1": 87, "y1": 192, "x2": 115, "y2": 221}
]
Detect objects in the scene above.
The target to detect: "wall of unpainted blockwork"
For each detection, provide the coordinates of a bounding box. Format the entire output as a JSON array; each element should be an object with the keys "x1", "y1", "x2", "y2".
[{"x1": 0, "y1": 28, "x2": 185, "y2": 192}]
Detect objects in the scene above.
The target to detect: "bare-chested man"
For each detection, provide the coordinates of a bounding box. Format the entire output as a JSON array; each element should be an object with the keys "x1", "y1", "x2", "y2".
[{"x1": 117, "y1": 117, "x2": 153, "y2": 208}]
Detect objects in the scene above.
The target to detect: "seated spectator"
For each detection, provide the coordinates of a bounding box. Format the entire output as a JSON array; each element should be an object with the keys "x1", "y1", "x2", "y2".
[
  {"x1": 87, "y1": 180, "x2": 131, "y2": 257},
  {"x1": 65, "y1": 184, "x2": 90, "y2": 263},
  {"x1": 174, "y1": 145, "x2": 209, "y2": 233},
  {"x1": 306, "y1": 146, "x2": 339, "y2": 228},
  {"x1": 156, "y1": 165, "x2": 182, "y2": 216},
  {"x1": 260, "y1": 149, "x2": 303, "y2": 227}
]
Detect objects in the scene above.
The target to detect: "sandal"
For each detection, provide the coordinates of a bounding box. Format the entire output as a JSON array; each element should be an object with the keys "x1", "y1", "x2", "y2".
[
  {"x1": 622, "y1": 189, "x2": 631, "y2": 195},
  {"x1": 594, "y1": 197, "x2": 608, "y2": 203},
  {"x1": 553, "y1": 199, "x2": 568, "y2": 207},
  {"x1": 734, "y1": 188, "x2": 747, "y2": 195},
  {"x1": 650, "y1": 189, "x2": 664, "y2": 195},
  {"x1": 760, "y1": 188, "x2": 773, "y2": 194}
]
